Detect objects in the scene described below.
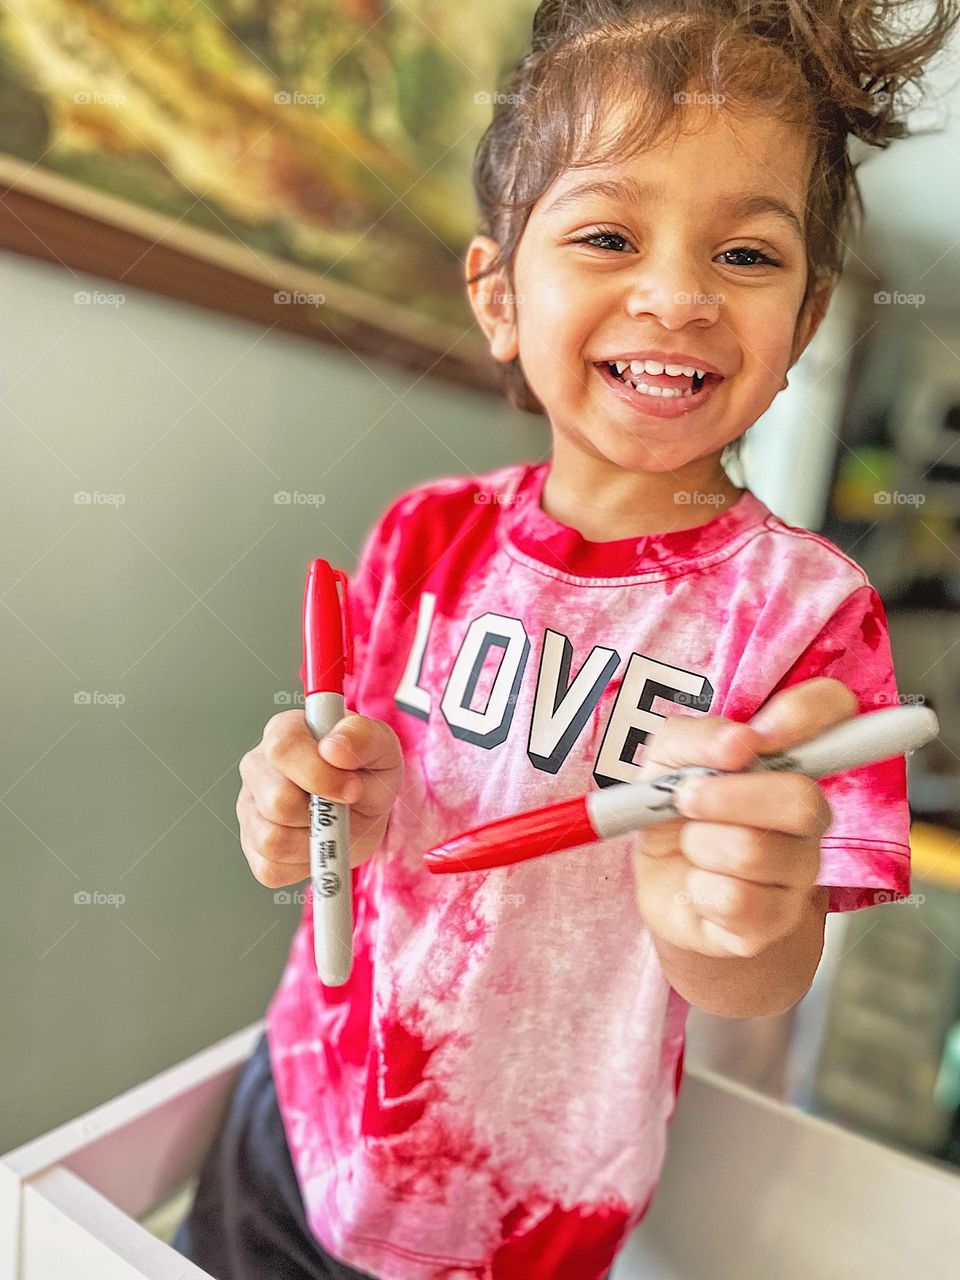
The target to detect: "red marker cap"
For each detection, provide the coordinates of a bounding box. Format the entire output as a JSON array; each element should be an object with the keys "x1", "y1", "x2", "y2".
[
  {"x1": 423, "y1": 794, "x2": 596, "y2": 873},
  {"x1": 302, "y1": 559, "x2": 353, "y2": 696}
]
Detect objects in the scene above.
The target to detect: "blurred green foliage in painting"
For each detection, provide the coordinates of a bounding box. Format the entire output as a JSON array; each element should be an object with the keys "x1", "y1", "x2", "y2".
[{"x1": 0, "y1": 0, "x2": 531, "y2": 324}]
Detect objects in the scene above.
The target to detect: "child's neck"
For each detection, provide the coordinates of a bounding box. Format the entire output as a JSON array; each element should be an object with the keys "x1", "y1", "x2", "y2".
[{"x1": 540, "y1": 450, "x2": 745, "y2": 541}]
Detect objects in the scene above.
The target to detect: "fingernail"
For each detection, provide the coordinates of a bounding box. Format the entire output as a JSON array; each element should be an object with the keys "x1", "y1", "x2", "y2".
[
  {"x1": 344, "y1": 778, "x2": 362, "y2": 804},
  {"x1": 749, "y1": 711, "x2": 777, "y2": 736},
  {"x1": 674, "y1": 778, "x2": 702, "y2": 815},
  {"x1": 722, "y1": 723, "x2": 752, "y2": 747}
]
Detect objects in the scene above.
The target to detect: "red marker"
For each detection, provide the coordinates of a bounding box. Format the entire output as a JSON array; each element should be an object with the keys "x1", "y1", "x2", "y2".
[
  {"x1": 302, "y1": 559, "x2": 355, "y2": 984},
  {"x1": 423, "y1": 705, "x2": 939, "y2": 875}
]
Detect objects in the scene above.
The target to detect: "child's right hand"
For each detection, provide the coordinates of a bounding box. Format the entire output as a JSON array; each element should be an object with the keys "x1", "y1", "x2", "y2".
[{"x1": 237, "y1": 710, "x2": 404, "y2": 887}]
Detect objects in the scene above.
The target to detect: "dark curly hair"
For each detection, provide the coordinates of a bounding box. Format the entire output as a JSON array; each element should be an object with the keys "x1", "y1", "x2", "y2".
[{"x1": 469, "y1": 0, "x2": 960, "y2": 456}]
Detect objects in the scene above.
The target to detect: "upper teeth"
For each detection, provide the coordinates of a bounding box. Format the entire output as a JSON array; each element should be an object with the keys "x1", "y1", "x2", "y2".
[{"x1": 613, "y1": 359, "x2": 706, "y2": 378}]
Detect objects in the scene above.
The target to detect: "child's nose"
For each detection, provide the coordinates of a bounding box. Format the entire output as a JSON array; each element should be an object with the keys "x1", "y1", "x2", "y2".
[{"x1": 623, "y1": 254, "x2": 720, "y2": 324}]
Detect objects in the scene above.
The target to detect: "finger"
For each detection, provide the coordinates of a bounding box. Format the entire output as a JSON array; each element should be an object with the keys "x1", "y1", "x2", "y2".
[
  {"x1": 247, "y1": 850, "x2": 310, "y2": 890},
  {"x1": 640, "y1": 711, "x2": 763, "y2": 777},
  {"x1": 686, "y1": 868, "x2": 804, "y2": 956},
  {"x1": 675, "y1": 771, "x2": 833, "y2": 839},
  {"x1": 239, "y1": 755, "x2": 311, "y2": 826},
  {"x1": 642, "y1": 676, "x2": 860, "y2": 780},
  {"x1": 678, "y1": 819, "x2": 822, "y2": 890},
  {"x1": 747, "y1": 676, "x2": 859, "y2": 753},
  {"x1": 261, "y1": 711, "x2": 365, "y2": 808},
  {"x1": 318, "y1": 715, "x2": 404, "y2": 819},
  {"x1": 635, "y1": 817, "x2": 686, "y2": 861},
  {"x1": 317, "y1": 713, "x2": 403, "y2": 776},
  {"x1": 237, "y1": 787, "x2": 309, "y2": 864},
  {"x1": 241, "y1": 748, "x2": 359, "y2": 825}
]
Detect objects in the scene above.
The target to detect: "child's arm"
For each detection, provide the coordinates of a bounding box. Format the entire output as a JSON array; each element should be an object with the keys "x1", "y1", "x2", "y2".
[{"x1": 632, "y1": 677, "x2": 852, "y2": 1019}]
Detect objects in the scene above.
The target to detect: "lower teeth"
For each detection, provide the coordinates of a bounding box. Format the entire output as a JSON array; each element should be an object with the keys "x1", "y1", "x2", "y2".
[{"x1": 633, "y1": 381, "x2": 694, "y2": 398}]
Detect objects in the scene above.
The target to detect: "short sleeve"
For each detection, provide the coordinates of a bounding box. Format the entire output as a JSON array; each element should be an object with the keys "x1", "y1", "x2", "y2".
[
  {"x1": 298, "y1": 491, "x2": 406, "y2": 713},
  {"x1": 762, "y1": 585, "x2": 912, "y2": 913}
]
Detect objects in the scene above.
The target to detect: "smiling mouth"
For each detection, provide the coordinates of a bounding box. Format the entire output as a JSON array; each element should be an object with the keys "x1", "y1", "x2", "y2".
[{"x1": 593, "y1": 360, "x2": 726, "y2": 419}]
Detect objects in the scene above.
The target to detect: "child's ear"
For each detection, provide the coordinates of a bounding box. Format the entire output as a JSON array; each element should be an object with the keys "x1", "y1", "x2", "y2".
[
  {"x1": 789, "y1": 280, "x2": 834, "y2": 367},
  {"x1": 464, "y1": 236, "x2": 519, "y2": 363}
]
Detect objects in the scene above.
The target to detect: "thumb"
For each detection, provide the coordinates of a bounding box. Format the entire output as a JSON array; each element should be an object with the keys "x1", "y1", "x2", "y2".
[
  {"x1": 318, "y1": 713, "x2": 402, "y2": 775},
  {"x1": 637, "y1": 711, "x2": 763, "y2": 782}
]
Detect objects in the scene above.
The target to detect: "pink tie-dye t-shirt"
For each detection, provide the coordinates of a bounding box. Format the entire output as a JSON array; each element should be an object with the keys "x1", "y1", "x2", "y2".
[{"x1": 267, "y1": 459, "x2": 911, "y2": 1280}]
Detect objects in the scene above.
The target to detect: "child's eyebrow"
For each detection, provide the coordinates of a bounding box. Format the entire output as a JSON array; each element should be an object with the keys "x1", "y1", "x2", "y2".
[{"x1": 545, "y1": 176, "x2": 804, "y2": 241}]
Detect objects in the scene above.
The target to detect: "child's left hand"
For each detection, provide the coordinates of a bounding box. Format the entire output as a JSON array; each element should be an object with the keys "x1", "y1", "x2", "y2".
[{"x1": 631, "y1": 677, "x2": 857, "y2": 958}]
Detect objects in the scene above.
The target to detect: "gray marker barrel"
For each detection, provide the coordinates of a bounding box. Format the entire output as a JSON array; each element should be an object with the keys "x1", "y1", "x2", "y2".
[
  {"x1": 587, "y1": 705, "x2": 939, "y2": 841},
  {"x1": 304, "y1": 690, "x2": 353, "y2": 985}
]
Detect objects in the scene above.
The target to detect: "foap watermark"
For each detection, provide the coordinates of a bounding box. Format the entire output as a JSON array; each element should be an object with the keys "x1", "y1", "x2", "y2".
[
  {"x1": 474, "y1": 90, "x2": 525, "y2": 106},
  {"x1": 874, "y1": 891, "x2": 926, "y2": 907},
  {"x1": 874, "y1": 290, "x2": 925, "y2": 308},
  {"x1": 274, "y1": 690, "x2": 306, "y2": 707},
  {"x1": 74, "y1": 490, "x2": 126, "y2": 507},
  {"x1": 74, "y1": 690, "x2": 126, "y2": 707},
  {"x1": 74, "y1": 90, "x2": 126, "y2": 107},
  {"x1": 674, "y1": 291, "x2": 724, "y2": 306},
  {"x1": 871, "y1": 691, "x2": 926, "y2": 708},
  {"x1": 674, "y1": 890, "x2": 727, "y2": 909},
  {"x1": 274, "y1": 90, "x2": 326, "y2": 108},
  {"x1": 674, "y1": 491, "x2": 729, "y2": 507},
  {"x1": 475, "y1": 290, "x2": 524, "y2": 307},
  {"x1": 274, "y1": 490, "x2": 326, "y2": 506},
  {"x1": 674, "y1": 90, "x2": 726, "y2": 106},
  {"x1": 75, "y1": 289, "x2": 126, "y2": 307},
  {"x1": 274, "y1": 290, "x2": 326, "y2": 307},
  {"x1": 490, "y1": 891, "x2": 526, "y2": 908},
  {"x1": 474, "y1": 490, "x2": 527, "y2": 506},
  {"x1": 874, "y1": 490, "x2": 926, "y2": 507},
  {"x1": 74, "y1": 890, "x2": 126, "y2": 908}
]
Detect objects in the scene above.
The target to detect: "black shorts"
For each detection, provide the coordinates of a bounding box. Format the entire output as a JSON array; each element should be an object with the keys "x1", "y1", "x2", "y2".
[{"x1": 171, "y1": 1032, "x2": 377, "y2": 1280}]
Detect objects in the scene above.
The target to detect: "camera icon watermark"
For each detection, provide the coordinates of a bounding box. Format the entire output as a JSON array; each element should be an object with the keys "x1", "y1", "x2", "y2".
[
  {"x1": 274, "y1": 691, "x2": 306, "y2": 706},
  {"x1": 273, "y1": 889, "x2": 309, "y2": 905}
]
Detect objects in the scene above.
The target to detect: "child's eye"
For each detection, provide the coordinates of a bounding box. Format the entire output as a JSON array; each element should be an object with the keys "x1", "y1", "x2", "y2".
[
  {"x1": 568, "y1": 228, "x2": 633, "y2": 252},
  {"x1": 718, "y1": 247, "x2": 781, "y2": 269}
]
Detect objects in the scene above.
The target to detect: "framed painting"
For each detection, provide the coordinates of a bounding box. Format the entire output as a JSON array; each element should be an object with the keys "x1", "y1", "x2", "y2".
[{"x1": 0, "y1": 0, "x2": 532, "y2": 392}]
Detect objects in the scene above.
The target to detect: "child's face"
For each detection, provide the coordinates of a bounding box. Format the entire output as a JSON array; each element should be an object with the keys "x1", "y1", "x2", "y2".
[{"x1": 468, "y1": 102, "x2": 829, "y2": 479}]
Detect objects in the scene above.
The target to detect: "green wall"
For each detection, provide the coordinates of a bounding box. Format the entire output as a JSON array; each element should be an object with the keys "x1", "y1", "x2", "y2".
[{"x1": 1, "y1": 249, "x2": 542, "y2": 1150}]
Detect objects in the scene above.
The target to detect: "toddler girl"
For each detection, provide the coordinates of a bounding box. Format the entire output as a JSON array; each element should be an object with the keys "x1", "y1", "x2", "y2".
[{"x1": 174, "y1": 1, "x2": 958, "y2": 1277}]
